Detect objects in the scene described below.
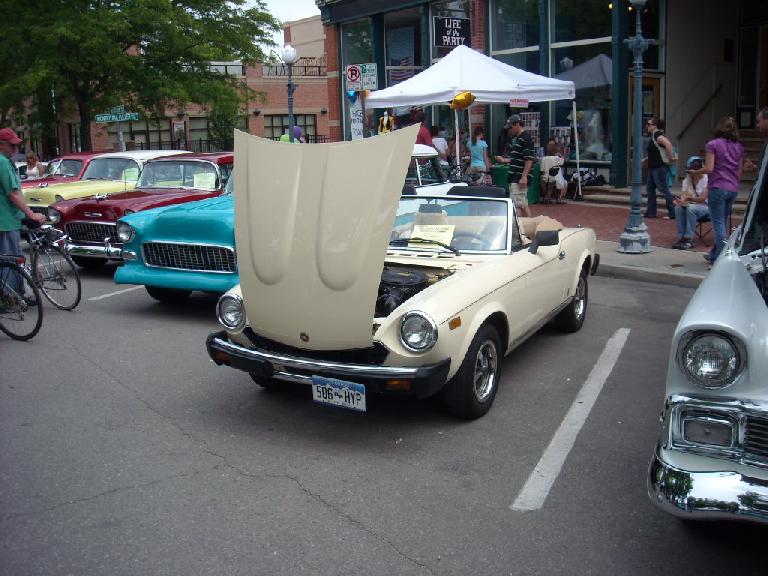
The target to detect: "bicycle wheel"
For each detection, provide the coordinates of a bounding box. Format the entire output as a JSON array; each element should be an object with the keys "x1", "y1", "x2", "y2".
[
  {"x1": 0, "y1": 260, "x2": 43, "y2": 341},
  {"x1": 32, "y1": 245, "x2": 82, "y2": 310}
]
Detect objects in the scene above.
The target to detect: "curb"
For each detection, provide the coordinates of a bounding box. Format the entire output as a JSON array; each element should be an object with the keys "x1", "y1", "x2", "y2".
[{"x1": 596, "y1": 263, "x2": 703, "y2": 289}]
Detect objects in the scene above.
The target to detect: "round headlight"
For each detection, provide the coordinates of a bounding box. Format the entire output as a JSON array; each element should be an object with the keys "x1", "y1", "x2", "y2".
[
  {"x1": 115, "y1": 221, "x2": 134, "y2": 243},
  {"x1": 680, "y1": 332, "x2": 743, "y2": 389},
  {"x1": 399, "y1": 311, "x2": 438, "y2": 352},
  {"x1": 123, "y1": 209, "x2": 135, "y2": 216},
  {"x1": 54, "y1": 194, "x2": 64, "y2": 202},
  {"x1": 48, "y1": 207, "x2": 61, "y2": 224},
  {"x1": 217, "y1": 294, "x2": 246, "y2": 331}
]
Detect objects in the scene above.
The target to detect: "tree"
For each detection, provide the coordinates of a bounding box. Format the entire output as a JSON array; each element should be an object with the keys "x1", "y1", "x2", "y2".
[{"x1": 0, "y1": 0, "x2": 280, "y2": 150}]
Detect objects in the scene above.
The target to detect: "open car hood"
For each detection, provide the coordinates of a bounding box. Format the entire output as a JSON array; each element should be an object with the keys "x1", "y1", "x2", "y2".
[{"x1": 234, "y1": 125, "x2": 419, "y2": 350}]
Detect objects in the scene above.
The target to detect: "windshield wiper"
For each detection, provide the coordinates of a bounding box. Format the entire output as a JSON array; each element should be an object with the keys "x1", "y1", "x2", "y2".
[{"x1": 390, "y1": 237, "x2": 460, "y2": 255}]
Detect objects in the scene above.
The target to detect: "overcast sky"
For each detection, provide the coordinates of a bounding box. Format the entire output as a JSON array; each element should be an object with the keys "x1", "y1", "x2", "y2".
[{"x1": 261, "y1": 0, "x2": 321, "y2": 46}]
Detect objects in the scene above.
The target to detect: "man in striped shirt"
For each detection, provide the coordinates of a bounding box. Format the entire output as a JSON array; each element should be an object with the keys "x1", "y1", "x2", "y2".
[{"x1": 496, "y1": 114, "x2": 534, "y2": 217}]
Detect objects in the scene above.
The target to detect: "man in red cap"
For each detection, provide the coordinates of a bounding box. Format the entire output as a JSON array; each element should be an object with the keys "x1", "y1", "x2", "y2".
[{"x1": 0, "y1": 128, "x2": 45, "y2": 259}]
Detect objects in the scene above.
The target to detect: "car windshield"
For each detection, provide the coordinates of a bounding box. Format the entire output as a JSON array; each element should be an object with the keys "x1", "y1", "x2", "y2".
[
  {"x1": 138, "y1": 160, "x2": 220, "y2": 190},
  {"x1": 391, "y1": 197, "x2": 511, "y2": 253},
  {"x1": 49, "y1": 159, "x2": 83, "y2": 177},
  {"x1": 82, "y1": 158, "x2": 141, "y2": 181},
  {"x1": 405, "y1": 157, "x2": 446, "y2": 187}
]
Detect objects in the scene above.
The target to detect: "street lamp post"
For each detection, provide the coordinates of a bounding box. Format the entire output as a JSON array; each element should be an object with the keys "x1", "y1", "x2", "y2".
[
  {"x1": 282, "y1": 44, "x2": 298, "y2": 143},
  {"x1": 618, "y1": 0, "x2": 651, "y2": 253}
]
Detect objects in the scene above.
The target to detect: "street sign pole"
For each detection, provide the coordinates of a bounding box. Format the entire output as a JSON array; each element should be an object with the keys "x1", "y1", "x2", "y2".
[{"x1": 116, "y1": 120, "x2": 125, "y2": 151}]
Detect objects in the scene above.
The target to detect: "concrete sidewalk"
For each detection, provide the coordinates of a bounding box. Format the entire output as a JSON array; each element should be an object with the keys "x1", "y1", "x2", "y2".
[{"x1": 529, "y1": 202, "x2": 719, "y2": 288}]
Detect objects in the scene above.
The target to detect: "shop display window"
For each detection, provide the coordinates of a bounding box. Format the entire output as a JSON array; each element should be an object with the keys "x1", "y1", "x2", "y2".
[
  {"x1": 491, "y1": 0, "x2": 539, "y2": 51},
  {"x1": 552, "y1": 44, "x2": 613, "y2": 162}
]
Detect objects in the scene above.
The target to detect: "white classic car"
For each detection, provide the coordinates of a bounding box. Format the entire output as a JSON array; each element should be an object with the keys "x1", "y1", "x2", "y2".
[
  {"x1": 647, "y1": 152, "x2": 768, "y2": 522},
  {"x1": 206, "y1": 126, "x2": 599, "y2": 419}
]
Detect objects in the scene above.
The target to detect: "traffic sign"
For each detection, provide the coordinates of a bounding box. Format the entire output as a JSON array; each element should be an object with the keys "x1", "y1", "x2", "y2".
[
  {"x1": 345, "y1": 63, "x2": 378, "y2": 91},
  {"x1": 95, "y1": 112, "x2": 140, "y2": 123}
]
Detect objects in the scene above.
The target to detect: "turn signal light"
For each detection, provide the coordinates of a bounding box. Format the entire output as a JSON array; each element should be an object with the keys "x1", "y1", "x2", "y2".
[
  {"x1": 448, "y1": 317, "x2": 462, "y2": 330},
  {"x1": 213, "y1": 350, "x2": 231, "y2": 365},
  {"x1": 385, "y1": 379, "x2": 412, "y2": 392}
]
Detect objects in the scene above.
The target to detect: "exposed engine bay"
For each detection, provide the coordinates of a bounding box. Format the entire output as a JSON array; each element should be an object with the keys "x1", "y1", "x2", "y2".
[{"x1": 376, "y1": 265, "x2": 454, "y2": 316}]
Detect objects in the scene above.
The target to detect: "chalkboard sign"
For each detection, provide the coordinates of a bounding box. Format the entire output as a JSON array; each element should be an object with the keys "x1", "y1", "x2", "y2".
[{"x1": 433, "y1": 17, "x2": 470, "y2": 48}]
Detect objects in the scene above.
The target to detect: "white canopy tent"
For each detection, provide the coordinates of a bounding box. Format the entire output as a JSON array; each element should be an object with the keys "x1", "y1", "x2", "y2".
[{"x1": 365, "y1": 44, "x2": 581, "y2": 195}]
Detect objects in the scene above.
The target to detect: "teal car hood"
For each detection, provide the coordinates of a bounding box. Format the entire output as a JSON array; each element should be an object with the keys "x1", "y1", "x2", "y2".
[{"x1": 125, "y1": 195, "x2": 234, "y2": 245}]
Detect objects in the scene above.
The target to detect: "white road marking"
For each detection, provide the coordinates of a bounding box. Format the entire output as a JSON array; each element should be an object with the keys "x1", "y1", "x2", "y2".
[
  {"x1": 511, "y1": 327, "x2": 631, "y2": 512},
  {"x1": 88, "y1": 286, "x2": 143, "y2": 301}
]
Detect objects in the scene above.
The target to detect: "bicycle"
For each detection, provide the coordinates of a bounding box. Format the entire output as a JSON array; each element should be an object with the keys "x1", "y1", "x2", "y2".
[
  {"x1": 24, "y1": 218, "x2": 82, "y2": 310},
  {"x1": 0, "y1": 254, "x2": 43, "y2": 340}
]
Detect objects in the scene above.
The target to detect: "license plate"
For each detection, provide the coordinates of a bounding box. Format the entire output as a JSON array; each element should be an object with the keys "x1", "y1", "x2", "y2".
[{"x1": 311, "y1": 376, "x2": 366, "y2": 412}]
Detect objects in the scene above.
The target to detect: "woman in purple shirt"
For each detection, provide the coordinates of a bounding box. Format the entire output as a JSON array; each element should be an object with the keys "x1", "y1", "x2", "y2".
[{"x1": 689, "y1": 117, "x2": 744, "y2": 263}]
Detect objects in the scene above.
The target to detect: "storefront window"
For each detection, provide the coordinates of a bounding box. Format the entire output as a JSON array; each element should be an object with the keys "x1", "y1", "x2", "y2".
[
  {"x1": 385, "y1": 8, "x2": 423, "y2": 86},
  {"x1": 430, "y1": 0, "x2": 470, "y2": 60},
  {"x1": 341, "y1": 19, "x2": 373, "y2": 64},
  {"x1": 552, "y1": 43, "x2": 613, "y2": 162},
  {"x1": 340, "y1": 19, "x2": 374, "y2": 141},
  {"x1": 491, "y1": 0, "x2": 539, "y2": 51},
  {"x1": 553, "y1": 0, "x2": 612, "y2": 43}
]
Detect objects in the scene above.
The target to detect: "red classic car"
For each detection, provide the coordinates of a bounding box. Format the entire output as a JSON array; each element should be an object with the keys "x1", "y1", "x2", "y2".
[
  {"x1": 21, "y1": 151, "x2": 103, "y2": 190},
  {"x1": 49, "y1": 152, "x2": 233, "y2": 268}
]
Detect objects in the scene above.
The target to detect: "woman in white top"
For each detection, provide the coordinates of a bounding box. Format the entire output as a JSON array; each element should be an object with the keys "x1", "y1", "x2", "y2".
[
  {"x1": 25, "y1": 151, "x2": 45, "y2": 179},
  {"x1": 672, "y1": 155, "x2": 709, "y2": 250},
  {"x1": 430, "y1": 126, "x2": 449, "y2": 165}
]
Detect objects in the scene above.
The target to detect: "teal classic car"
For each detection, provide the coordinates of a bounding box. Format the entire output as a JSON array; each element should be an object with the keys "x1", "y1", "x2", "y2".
[{"x1": 114, "y1": 177, "x2": 237, "y2": 302}]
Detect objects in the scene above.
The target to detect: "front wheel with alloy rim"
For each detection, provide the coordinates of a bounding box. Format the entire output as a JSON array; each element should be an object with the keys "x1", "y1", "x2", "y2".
[
  {"x1": 554, "y1": 269, "x2": 588, "y2": 333},
  {"x1": 441, "y1": 323, "x2": 502, "y2": 419},
  {"x1": 145, "y1": 286, "x2": 192, "y2": 303}
]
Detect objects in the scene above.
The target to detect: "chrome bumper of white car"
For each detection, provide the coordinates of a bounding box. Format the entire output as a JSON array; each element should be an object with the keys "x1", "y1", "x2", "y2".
[{"x1": 648, "y1": 443, "x2": 768, "y2": 524}]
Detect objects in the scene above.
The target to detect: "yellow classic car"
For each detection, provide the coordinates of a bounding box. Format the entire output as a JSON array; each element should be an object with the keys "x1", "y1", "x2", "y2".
[{"x1": 24, "y1": 149, "x2": 187, "y2": 220}]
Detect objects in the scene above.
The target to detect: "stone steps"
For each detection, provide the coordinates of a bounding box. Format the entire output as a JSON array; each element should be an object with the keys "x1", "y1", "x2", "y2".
[{"x1": 581, "y1": 185, "x2": 748, "y2": 214}]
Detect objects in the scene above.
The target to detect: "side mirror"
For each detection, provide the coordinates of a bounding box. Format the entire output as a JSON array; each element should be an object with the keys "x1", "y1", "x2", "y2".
[{"x1": 528, "y1": 230, "x2": 559, "y2": 254}]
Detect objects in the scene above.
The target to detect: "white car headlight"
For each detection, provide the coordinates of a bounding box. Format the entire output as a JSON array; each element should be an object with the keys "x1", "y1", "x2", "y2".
[
  {"x1": 217, "y1": 294, "x2": 246, "y2": 331},
  {"x1": 679, "y1": 332, "x2": 744, "y2": 389},
  {"x1": 399, "y1": 311, "x2": 437, "y2": 352},
  {"x1": 48, "y1": 207, "x2": 61, "y2": 224},
  {"x1": 115, "y1": 221, "x2": 134, "y2": 243}
]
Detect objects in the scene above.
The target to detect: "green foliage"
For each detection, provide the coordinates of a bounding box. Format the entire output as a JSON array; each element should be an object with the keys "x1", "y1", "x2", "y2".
[{"x1": 0, "y1": 0, "x2": 280, "y2": 149}]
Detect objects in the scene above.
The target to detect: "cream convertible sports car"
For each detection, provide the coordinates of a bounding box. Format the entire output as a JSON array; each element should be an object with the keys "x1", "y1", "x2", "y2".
[{"x1": 206, "y1": 127, "x2": 599, "y2": 419}]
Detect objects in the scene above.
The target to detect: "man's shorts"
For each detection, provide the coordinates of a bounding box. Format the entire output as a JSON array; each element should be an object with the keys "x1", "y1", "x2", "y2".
[{"x1": 509, "y1": 183, "x2": 529, "y2": 209}]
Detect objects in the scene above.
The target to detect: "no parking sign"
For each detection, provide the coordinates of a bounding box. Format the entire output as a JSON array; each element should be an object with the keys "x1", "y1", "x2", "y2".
[{"x1": 345, "y1": 63, "x2": 378, "y2": 91}]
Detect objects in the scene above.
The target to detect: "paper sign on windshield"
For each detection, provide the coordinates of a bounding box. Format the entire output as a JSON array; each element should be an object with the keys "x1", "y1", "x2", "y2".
[
  {"x1": 123, "y1": 168, "x2": 139, "y2": 181},
  {"x1": 410, "y1": 224, "x2": 455, "y2": 247},
  {"x1": 193, "y1": 173, "x2": 217, "y2": 189}
]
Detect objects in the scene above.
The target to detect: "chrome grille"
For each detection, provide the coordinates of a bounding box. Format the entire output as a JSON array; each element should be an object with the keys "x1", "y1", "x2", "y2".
[
  {"x1": 30, "y1": 206, "x2": 49, "y2": 219},
  {"x1": 66, "y1": 222, "x2": 117, "y2": 243},
  {"x1": 142, "y1": 242, "x2": 236, "y2": 273},
  {"x1": 745, "y1": 416, "x2": 768, "y2": 461}
]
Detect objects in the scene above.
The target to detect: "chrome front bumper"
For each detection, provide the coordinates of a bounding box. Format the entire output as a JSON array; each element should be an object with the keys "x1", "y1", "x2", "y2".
[
  {"x1": 648, "y1": 443, "x2": 768, "y2": 524},
  {"x1": 206, "y1": 330, "x2": 451, "y2": 398},
  {"x1": 67, "y1": 239, "x2": 123, "y2": 260}
]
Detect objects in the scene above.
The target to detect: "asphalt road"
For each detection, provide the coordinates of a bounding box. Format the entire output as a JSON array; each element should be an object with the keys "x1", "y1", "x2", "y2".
[{"x1": 1, "y1": 269, "x2": 764, "y2": 576}]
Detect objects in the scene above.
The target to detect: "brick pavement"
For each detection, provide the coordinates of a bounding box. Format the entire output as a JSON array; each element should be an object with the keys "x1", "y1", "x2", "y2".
[{"x1": 528, "y1": 201, "x2": 742, "y2": 253}]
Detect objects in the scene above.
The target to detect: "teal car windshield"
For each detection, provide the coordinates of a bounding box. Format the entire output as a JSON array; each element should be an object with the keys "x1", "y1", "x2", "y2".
[
  {"x1": 391, "y1": 197, "x2": 511, "y2": 253},
  {"x1": 138, "y1": 160, "x2": 221, "y2": 190}
]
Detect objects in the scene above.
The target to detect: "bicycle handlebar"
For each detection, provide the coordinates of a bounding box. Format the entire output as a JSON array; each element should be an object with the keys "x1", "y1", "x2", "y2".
[{"x1": 22, "y1": 218, "x2": 43, "y2": 229}]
